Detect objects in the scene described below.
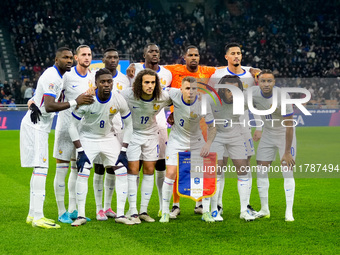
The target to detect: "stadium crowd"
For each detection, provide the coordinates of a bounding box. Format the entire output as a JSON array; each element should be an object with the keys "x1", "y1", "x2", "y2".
[{"x1": 0, "y1": 0, "x2": 339, "y2": 105}]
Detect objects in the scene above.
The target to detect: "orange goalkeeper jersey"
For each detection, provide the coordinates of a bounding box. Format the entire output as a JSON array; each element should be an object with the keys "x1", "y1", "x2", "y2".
[{"x1": 164, "y1": 64, "x2": 217, "y2": 88}]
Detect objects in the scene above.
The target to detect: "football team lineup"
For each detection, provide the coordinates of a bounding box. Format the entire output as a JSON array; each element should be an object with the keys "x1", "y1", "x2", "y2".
[{"x1": 11, "y1": 42, "x2": 337, "y2": 234}]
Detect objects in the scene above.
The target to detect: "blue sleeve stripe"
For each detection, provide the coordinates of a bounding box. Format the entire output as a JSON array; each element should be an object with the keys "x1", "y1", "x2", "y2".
[
  {"x1": 283, "y1": 112, "x2": 294, "y2": 117},
  {"x1": 72, "y1": 112, "x2": 81, "y2": 120},
  {"x1": 206, "y1": 119, "x2": 214, "y2": 124},
  {"x1": 44, "y1": 93, "x2": 56, "y2": 98},
  {"x1": 121, "y1": 112, "x2": 131, "y2": 119}
]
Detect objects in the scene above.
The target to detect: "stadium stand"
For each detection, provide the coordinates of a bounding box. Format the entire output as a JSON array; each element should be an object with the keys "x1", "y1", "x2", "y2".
[{"x1": 0, "y1": 0, "x2": 339, "y2": 106}]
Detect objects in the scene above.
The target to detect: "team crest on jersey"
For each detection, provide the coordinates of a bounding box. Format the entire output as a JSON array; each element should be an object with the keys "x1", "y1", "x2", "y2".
[
  {"x1": 153, "y1": 104, "x2": 160, "y2": 111},
  {"x1": 160, "y1": 78, "x2": 166, "y2": 86},
  {"x1": 110, "y1": 107, "x2": 117, "y2": 114},
  {"x1": 59, "y1": 150, "x2": 63, "y2": 155},
  {"x1": 88, "y1": 80, "x2": 93, "y2": 88},
  {"x1": 43, "y1": 157, "x2": 47, "y2": 163},
  {"x1": 242, "y1": 82, "x2": 248, "y2": 89},
  {"x1": 116, "y1": 83, "x2": 123, "y2": 90},
  {"x1": 190, "y1": 111, "x2": 198, "y2": 119},
  {"x1": 48, "y1": 83, "x2": 55, "y2": 90}
]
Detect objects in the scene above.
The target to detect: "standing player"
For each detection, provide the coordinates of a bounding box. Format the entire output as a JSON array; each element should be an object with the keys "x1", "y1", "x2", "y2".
[
  {"x1": 53, "y1": 45, "x2": 95, "y2": 223},
  {"x1": 92, "y1": 48, "x2": 130, "y2": 221},
  {"x1": 129, "y1": 43, "x2": 172, "y2": 217},
  {"x1": 250, "y1": 70, "x2": 296, "y2": 221},
  {"x1": 162, "y1": 45, "x2": 218, "y2": 216},
  {"x1": 208, "y1": 43, "x2": 260, "y2": 215},
  {"x1": 208, "y1": 75, "x2": 255, "y2": 221},
  {"x1": 68, "y1": 68, "x2": 134, "y2": 226},
  {"x1": 160, "y1": 76, "x2": 216, "y2": 223},
  {"x1": 21, "y1": 47, "x2": 94, "y2": 229},
  {"x1": 121, "y1": 69, "x2": 171, "y2": 223}
]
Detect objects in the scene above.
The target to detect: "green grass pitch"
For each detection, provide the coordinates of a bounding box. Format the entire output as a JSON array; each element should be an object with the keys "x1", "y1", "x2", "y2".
[{"x1": 0, "y1": 127, "x2": 339, "y2": 254}]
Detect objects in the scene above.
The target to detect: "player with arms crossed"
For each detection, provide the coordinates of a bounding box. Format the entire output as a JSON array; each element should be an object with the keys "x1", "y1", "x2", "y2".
[
  {"x1": 250, "y1": 70, "x2": 296, "y2": 221},
  {"x1": 160, "y1": 76, "x2": 217, "y2": 223},
  {"x1": 121, "y1": 69, "x2": 171, "y2": 224},
  {"x1": 128, "y1": 43, "x2": 172, "y2": 217},
  {"x1": 92, "y1": 48, "x2": 130, "y2": 221},
  {"x1": 208, "y1": 75, "x2": 255, "y2": 222},
  {"x1": 21, "y1": 47, "x2": 94, "y2": 229},
  {"x1": 53, "y1": 45, "x2": 95, "y2": 224},
  {"x1": 68, "y1": 68, "x2": 134, "y2": 226},
  {"x1": 208, "y1": 42, "x2": 261, "y2": 216}
]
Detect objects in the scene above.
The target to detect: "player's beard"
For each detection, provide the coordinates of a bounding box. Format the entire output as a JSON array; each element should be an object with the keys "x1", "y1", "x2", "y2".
[{"x1": 80, "y1": 62, "x2": 91, "y2": 68}]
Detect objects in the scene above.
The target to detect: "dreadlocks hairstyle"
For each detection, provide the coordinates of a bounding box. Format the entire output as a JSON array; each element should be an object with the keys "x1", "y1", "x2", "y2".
[
  {"x1": 132, "y1": 68, "x2": 161, "y2": 100},
  {"x1": 95, "y1": 68, "x2": 112, "y2": 82},
  {"x1": 217, "y1": 75, "x2": 243, "y2": 102}
]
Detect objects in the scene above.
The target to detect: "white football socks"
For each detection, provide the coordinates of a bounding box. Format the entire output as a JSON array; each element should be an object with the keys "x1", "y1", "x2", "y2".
[
  {"x1": 28, "y1": 172, "x2": 34, "y2": 217},
  {"x1": 140, "y1": 174, "x2": 154, "y2": 214},
  {"x1": 68, "y1": 161, "x2": 78, "y2": 213},
  {"x1": 282, "y1": 168, "x2": 295, "y2": 218},
  {"x1": 127, "y1": 174, "x2": 138, "y2": 215},
  {"x1": 162, "y1": 177, "x2": 175, "y2": 214},
  {"x1": 202, "y1": 197, "x2": 210, "y2": 213},
  {"x1": 115, "y1": 167, "x2": 128, "y2": 217},
  {"x1": 104, "y1": 173, "x2": 115, "y2": 211},
  {"x1": 218, "y1": 171, "x2": 225, "y2": 208},
  {"x1": 247, "y1": 171, "x2": 252, "y2": 205},
  {"x1": 32, "y1": 167, "x2": 48, "y2": 220},
  {"x1": 93, "y1": 173, "x2": 104, "y2": 214},
  {"x1": 211, "y1": 178, "x2": 220, "y2": 213},
  {"x1": 54, "y1": 163, "x2": 69, "y2": 216},
  {"x1": 155, "y1": 170, "x2": 165, "y2": 212},
  {"x1": 237, "y1": 174, "x2": 250, "y2": 212},
  {"x1": 76, "y1": 168, "x2": 90, "y2": 218},
  {"x1": 257, "y1": 165, "x2": 269, "y2": 213}
]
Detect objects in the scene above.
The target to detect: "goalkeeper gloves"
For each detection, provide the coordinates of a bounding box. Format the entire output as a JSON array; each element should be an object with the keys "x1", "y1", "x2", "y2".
[
  {"x1": 30, "y1": 103, "x2": 42, "y2": 124},
  {"x1": 116, "y1": 150, "x2": 128, "y2": 169},
  {"x1": 76, "y1": 150, "x2": 90, "y2": 173}
]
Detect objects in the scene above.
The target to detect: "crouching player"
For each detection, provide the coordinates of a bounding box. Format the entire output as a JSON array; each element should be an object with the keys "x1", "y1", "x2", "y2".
[
  {"x1": 251, "y1": 70, "x2": 296, "y2": 221},
  {"x1": 208, "y1": 75, "x2": 255, "y2": 222},
  {"x1": 68, "y1": 68, "x2": 134, "y2": 226},
  {"x1": 160, "y1": 76, "x2": 217, "y2": 223}
]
